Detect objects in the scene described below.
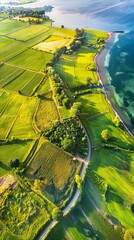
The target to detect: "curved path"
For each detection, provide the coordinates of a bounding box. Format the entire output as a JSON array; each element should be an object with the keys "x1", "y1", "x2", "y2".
[{"x1": 38, "y1": 128, "x2": 91, "y2": 240}]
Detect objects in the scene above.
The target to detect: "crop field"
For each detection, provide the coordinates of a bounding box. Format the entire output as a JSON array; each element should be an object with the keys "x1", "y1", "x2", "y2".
[
  {"x1": 0, "y1": 64, "x2": 44, "y2": 95},
  {"x1": 7, "y1": 48, "x2": 53, "y2": 71},
  {"x1": 8, "y1": 24, "x2": 49, "y2": 41},
  {"x1": 0, "y1": 64, "x2": 24, "y2": 88},
  {"x1": 33, "y1": 35, "x2": 72, "y2": 53},
  {"x1": 26, "y1": 140, "x2": 79, "y2": 202},
  {"x1": 0, "y1": 181, "x2": 53, "y2": 240},
  {"x1": 0, "y1": 93, "x2": 23, "y2": 139},
  {"x1": 0, "y1": 36, "x2": 14, "y2": 49},
  {"x1": 14, "y1": 16, "x2": 43, "y2": 23},
  {"x1": 21, "y1": 73, "x2": 44, "y2": 96},
  {"x1": 35, "y1": 93, "x2": 59, "y2": 131},
  {"x1": 36, "y1": 78, "x2": 51, "y2": 95},
  {"x1": 0, "y1": 19, "x2": 29, "y2": 35},
  {"x1": 9, "y1": 97, "x2": 38, "y2": 139},
  {"x1": 0, "y1": 92, "x2": 37, "y2": 139}
]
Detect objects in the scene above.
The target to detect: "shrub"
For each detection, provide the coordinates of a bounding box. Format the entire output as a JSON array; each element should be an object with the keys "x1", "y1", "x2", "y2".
[{"x1": 101, "y1": 129, "x2": 111, "y2": 141}]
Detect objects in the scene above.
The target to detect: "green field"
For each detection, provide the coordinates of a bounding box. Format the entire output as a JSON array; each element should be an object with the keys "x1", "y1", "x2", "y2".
[
  {"x1": 8, "y1": 24, "x2": 49, "y2": 41},
  {"x1": 0, "y1": 19, "x2": 29, "y2": 35},
  {"x1": 0, "y1": 92, "x2": 37, "y2": 139},
  {"x1": 35, "y1": 93, "x2": 59, "y2": 131},
  {"x1": 0, "y1": 140, "x2": 34, "y2": 176}
]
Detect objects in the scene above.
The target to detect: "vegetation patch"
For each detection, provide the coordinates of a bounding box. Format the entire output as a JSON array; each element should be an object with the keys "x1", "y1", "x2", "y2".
[
  {"x1": 44, "y1": 117, "x2": 88, "y2": 157},
  {"x1": 0, "y1": 181, "x2": 52, "y2": 240}
]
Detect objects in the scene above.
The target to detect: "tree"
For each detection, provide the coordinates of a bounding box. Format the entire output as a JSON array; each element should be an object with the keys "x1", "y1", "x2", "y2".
[
  {"x1": 62, "y1": 97, "x2": 71, "y2": 109},
  {"x1": 75, "y1": 174, "x2": 82, "y2": 189},
  {"x1": 71, "y1": 102, "x2": 82, "y2": 116},
  {"x1": 9, "y1": 159, "x2": 19, "y2": 168},
  {"x1": 61, "y1": 25, "x2": 64, "y2": 28},
  {"x1": 124, "y1": 229, "x2": 134, "y2": 240},
  {"x1": 62, "y1": 137, "x2": 75, "y2": 152},
  {"x1": 86, "y1": 77, "x2": 92, "y2": 85},
  {"x1": 89, "y1": 62, "x2": 96, "y2": 71},
  {"x1": 112, "y1": 116, "x2": 120, "y2": 127},
  {"x1": 101, "y1": 129, "x2": 111, "y2": 141}
]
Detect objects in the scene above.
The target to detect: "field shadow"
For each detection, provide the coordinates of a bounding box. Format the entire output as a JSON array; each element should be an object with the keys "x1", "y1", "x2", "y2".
[{"x1": 0, "y1": 161, "x2": 10, "y2": 171}]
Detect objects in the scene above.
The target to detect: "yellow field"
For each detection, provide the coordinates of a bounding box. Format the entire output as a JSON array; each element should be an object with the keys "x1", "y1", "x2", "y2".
[
  {"x1": 0, "y1": 175, "x2": 17, "y2": 194},
  {"x1": 33, "y1": 35, "x2": 72, "y2": 53},
  {"x1": 14, "y1": 16, "x2": 43, "y2": 23}
]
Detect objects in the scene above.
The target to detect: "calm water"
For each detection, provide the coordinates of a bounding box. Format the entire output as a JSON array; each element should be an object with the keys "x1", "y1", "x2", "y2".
[{"x1": 1, "y1": 0, "x2": 134, "y2": 133}]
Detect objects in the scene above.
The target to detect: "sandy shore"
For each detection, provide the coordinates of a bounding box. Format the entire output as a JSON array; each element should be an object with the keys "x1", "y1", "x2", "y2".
[{"x1": 95, "y1": 32, "x2": 134, "y2": 138}]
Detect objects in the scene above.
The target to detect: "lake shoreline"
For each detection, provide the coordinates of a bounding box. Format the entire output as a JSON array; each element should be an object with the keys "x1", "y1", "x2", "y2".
[{"x1": 95, "y1": 32, "x2": 134, "y2": 138}]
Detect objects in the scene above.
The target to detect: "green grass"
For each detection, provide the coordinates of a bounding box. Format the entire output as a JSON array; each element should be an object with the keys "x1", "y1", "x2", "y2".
[
  {"x1": 48, "y1": 208, "x2": 93, "y2": 240},
  {"x1": 81, "y1": 195, "x2": 123, "y2": 240},
  {"x1": 0, "y1": 140, "x2": 34, "y2": 176},
  {"x1": 106, "y1": 190, "x2": 134, "y2": 228}
]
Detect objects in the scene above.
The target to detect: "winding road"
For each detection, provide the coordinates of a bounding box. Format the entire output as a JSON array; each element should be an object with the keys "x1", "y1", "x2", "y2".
[{"x1": 38, "y1": 128, "x2": 91, "y2": 240}]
